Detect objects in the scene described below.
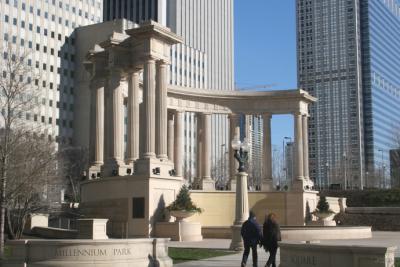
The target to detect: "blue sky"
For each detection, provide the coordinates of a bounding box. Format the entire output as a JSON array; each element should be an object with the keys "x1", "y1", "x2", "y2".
[{"x1": 234, "y1": 0, "x2": 297, "y2": 148}]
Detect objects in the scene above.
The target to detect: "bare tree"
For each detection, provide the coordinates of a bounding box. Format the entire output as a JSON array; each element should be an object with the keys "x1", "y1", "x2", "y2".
[
  {"x1": 0, "y1": 42, "x2": 52, "y2": 255},
  {"x1": 58, "y1": 147, "x2": 89, "y2": 203},
  {"x1": 272, "y1": 146, "x2": 285, "y2": 188},
  {"x1": 5, "y1": 135, "x2": 57, "y2": 239}
]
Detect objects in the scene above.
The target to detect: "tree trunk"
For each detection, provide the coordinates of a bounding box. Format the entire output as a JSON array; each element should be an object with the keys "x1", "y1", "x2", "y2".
[{"x1": 0, "y1": 155, "x2": 7, "y2": 258}]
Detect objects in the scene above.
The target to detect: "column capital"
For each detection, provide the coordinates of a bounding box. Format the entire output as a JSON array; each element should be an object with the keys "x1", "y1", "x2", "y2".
[
  {"x1": 228, "y1": 113, "x2": 241, "y2": 119},
  {"x1": 157, "y1": 59, "x2": 171, "y2": 66},
  {"x1": 293, "y1": 111, "x2": 306, "y2": 116},
  {"x1": 142, "y1": 55, "x2": 158, "y2": 63},
  {"x1": 262, "y1": 113, "x2": 272, "y2": 119},
  {"x1": 175, "y1": 109, "x2": 185, "y2": 114}
]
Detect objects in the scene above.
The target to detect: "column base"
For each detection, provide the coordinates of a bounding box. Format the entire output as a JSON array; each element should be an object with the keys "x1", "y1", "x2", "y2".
[
  {"x1": 292, "y1": 179, "x2": 307, "y2": 192},
  {"x1": 261, "y1": 179, "x2": 274, "y2": 192},
  {"x1": 88, "y1": 165, "x2": 102, "y2": 180},
  {"x1": 201, "y1": 178, "x2": 215, "y2": 191},
  {"x1": 135, "y1": 157, "x2": 177, "y2": 177},
  {"x1": 229, "y1": 179, "x2": 236, "y2": 191},
  {"x1": 229, "y1": 224, "x2": 244, "y2": 251},
  {"x1": 101, "y1": 160, "x2": 130, "y2": 177}
]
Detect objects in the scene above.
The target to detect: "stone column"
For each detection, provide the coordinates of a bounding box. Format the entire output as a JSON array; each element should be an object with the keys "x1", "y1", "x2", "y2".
[
  {"x1": 142, "y1": 58, "x2": 156, "y2": 159},
  {"x1": 126, "y1": 71, "x2": 140, "y2": 165},
  {"x1": 229, "y1": 172, "x2": 249, "y2": 251},
  {"x1": 262, "y1": 113, "x2": 274, "y2": 191},
  {"x1": 156, "y1": 60, "x2": 168, "y2": 160},
  {"x1": 174, "y1": 110, "x2": 184, "y2": 177},
  {"x1": 302, "y1": 115, "x2": 310, "y2": 181},
  {"x1": 88, "y1": 78, "x2": 104, "y2": 179},
  {"x1": 167, "y1": 112, "x2": 174, "y2": 162},
  {"x1": 103, "y1": 71, "x2": 125, "y2": 176},
  {"x1": 202, "y1": 113, "x2": 215, "y2": 190},
  {"x1": 293, "y1": 112, "x2": 304, "y2": 190},
  {"x1": 195, "y1": 114, "x2": 203, "y2": 188},
  {"x1": 229, "y1": 113, "x2": 241, "y2": 190}
]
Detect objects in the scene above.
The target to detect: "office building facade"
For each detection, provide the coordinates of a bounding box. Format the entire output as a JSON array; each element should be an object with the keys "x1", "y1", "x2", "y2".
[
  {"x1": 102, "y1": 0, "x2": 234, "y2": 183},
  {"x1": 297, "y1": 0, "x2": 400, "y2": 189},
  {"x1": 0, "y1": 0, "x2": 102, "y2": 145}
]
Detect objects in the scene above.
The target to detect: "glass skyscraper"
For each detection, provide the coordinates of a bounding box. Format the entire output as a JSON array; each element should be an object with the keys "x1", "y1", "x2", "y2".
[{"x1": 297, "y1": 0, "x2": 400, "y2": 189}]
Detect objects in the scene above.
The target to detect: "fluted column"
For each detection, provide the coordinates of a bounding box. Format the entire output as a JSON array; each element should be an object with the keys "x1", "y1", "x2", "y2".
[
  {"x1": 167, "y1": 112, "x2": 174, "y2": 162},
  {"x1": 294, "y1": 112, "x2": 304, "y2": 190},
  {"x1": 126, "y1": 71, "x2": 140, "y2": 165},
  {"x1": 302, "y1": 115, "x2": 310, "y2": 181},
  {"x1": 174, "y1": 110, "x2": 184, "y2": 177},
  {"x1": 89, "y1": 78, "x2": 104, "y2": 168},
  {"x1": 106, "y1": 71, "x2": 124, "y2": 166},
  {"x1": 156, "y1": 61, "x2": 169, "y2": 159},
  {"x1": 195, "y1": 114, "x2": 204, "y2": 187},
  {"x1": 262, "y1": 113, "x2": 273, "y2": 191},
  {"x1": 229, "y1": 113, "x2": 241, "y2": 190},
  {"x1": 201, "y1": 113, "x2": 215, "y2": 190},
  {"x1": 202, "y1": 113, "x2": 212, "y2": 180},
  {"x1": 142, "y1": 58, "x2": 156, "y2": 159}
]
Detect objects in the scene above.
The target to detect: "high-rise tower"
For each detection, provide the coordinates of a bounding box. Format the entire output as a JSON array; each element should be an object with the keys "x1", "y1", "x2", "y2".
[
  {"x1": 297, "y1": 0, "x2": 400, "y2": 189},
  {"x1": 0, "y1": 0, "x2": 102, "y2": 145}
]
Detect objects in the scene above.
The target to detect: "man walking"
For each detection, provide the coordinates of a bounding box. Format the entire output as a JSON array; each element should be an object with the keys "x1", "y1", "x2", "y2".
[{"x1": 241, "y1": 211, "x2": 262, "y2": 267}]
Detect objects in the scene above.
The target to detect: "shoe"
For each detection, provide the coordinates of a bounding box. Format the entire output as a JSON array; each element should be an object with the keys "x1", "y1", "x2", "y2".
[{"x1": 241, "y1": 263, "x2": 246, "y2": 267}]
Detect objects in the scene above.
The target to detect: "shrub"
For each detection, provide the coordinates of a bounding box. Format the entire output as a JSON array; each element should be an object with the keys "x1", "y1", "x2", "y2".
[
  {"x1": 314, "y1": 196, "x2": 334, "y2": 214},
  {"x1": 166, "y1": 185, "x2": 202, "y2": 213}
]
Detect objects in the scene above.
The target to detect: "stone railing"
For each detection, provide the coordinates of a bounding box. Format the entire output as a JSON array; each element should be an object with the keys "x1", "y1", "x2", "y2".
[{"x1": 280, "y1": 242, "x2": 396, "y2": 267}]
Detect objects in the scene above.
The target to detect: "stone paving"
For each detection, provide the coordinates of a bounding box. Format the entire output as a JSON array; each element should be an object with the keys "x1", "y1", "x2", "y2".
[{"x1": 171, "y1": 231, "x2": 400, "y2": 267}]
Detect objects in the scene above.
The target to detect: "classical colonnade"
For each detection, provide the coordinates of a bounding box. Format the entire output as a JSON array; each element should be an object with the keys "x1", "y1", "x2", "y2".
[{"x1": 86, "y1": 21, "x2": 315, "y2": 191}]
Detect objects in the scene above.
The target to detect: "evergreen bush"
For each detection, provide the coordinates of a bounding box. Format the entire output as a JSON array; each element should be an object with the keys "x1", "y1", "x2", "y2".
[{"x1": 166, "y1": 185, "x2": 202, "y2": 213}]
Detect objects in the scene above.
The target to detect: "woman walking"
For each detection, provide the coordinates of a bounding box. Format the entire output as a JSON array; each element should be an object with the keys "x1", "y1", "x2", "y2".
[{"x1": 262, "y1": 213, "x2": 281, "y2": 267}]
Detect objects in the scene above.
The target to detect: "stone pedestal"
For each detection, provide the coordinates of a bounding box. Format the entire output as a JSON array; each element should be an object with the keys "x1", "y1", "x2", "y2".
[
  {"x1": 201, "y1": 178, "x2": 215, "y2": 191},
  {"x1": 261, "y1": 180, "x2": 274, "y2": 192},
  {"x1": 4, "y1": 238, "x2": 173, "y2": 267},
  {"x1": 229, "y1": 172, "x2": 249, "y2": 251},
  {"x1": 229, "y1": 225, "x2": 244, "y2": 251},
  {"x1": 229, "y1": 179, "x2": 237, "y2": 191},
  {"x1": 155, "y1": 221, "x2": 203, "y2": 242},
  {"x1": 77, "y1": 219, "x2": 109, "y2": 240}
]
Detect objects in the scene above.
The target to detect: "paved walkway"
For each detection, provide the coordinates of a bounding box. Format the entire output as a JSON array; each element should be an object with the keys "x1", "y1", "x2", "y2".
[
  {"x1": 170, "y1": 239, "x2": 279, "y2": 267},
  {"x1": 171, "y1": 231, "x2": 400, "y2": 267}
]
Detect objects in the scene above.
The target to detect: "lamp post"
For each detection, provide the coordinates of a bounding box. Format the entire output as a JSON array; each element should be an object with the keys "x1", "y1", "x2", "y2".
[{"x1": 229, "y1": 137, "x2": 250, "y2": 251}]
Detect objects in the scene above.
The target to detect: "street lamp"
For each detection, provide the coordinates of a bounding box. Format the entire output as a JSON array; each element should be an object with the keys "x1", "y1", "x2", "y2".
[
  {"x1": 231, "y1": 138, "x2": 250, "y2": 172},
  {"x1": 229, "y1": 137, "x2": 251, "y2": 251}
]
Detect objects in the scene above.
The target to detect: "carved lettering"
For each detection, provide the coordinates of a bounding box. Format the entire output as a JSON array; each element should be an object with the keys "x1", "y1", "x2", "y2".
[
  {"x1": 55, "y1": 249, "x2": 107, "y2": 257},
  {"x1": 113, "y1": 248, "x2": 132, "y2": 256}
]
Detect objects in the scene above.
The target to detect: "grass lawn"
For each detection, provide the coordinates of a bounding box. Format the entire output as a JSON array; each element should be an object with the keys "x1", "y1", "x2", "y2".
[
  {"x1": 396, "y1": 258, "x2": 400, "y2": 267},
  {"x1": 168, "y1": 247, "x2": 237, "y2": 264}
]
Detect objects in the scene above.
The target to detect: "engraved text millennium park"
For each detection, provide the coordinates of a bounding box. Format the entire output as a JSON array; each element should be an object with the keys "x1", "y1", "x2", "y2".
[{"x1": 54, "y1": 248, "x2": 132, "y2": 257}]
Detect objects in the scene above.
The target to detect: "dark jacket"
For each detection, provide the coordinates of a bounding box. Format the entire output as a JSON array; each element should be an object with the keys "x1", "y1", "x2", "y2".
[
  {"x1": 262, "y1": 219, "x2": 281, "y2": 249},
  {"x1": 241, "y1": 217, "x2": 262, "y2": 246}
]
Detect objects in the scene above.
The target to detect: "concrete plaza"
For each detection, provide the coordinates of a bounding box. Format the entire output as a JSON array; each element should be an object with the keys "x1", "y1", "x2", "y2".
[{"x1": 171, "y1": 231, "x2": 400, "y2": 266}]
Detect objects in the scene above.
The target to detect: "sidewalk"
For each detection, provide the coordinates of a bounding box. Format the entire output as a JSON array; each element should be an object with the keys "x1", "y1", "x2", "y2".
[
  {"x1": 170, "y1": 231, "x2": 400, "y2": 266},
  {"x1": 170, "y1": 239, "x2": 279, "y2": 267}
]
